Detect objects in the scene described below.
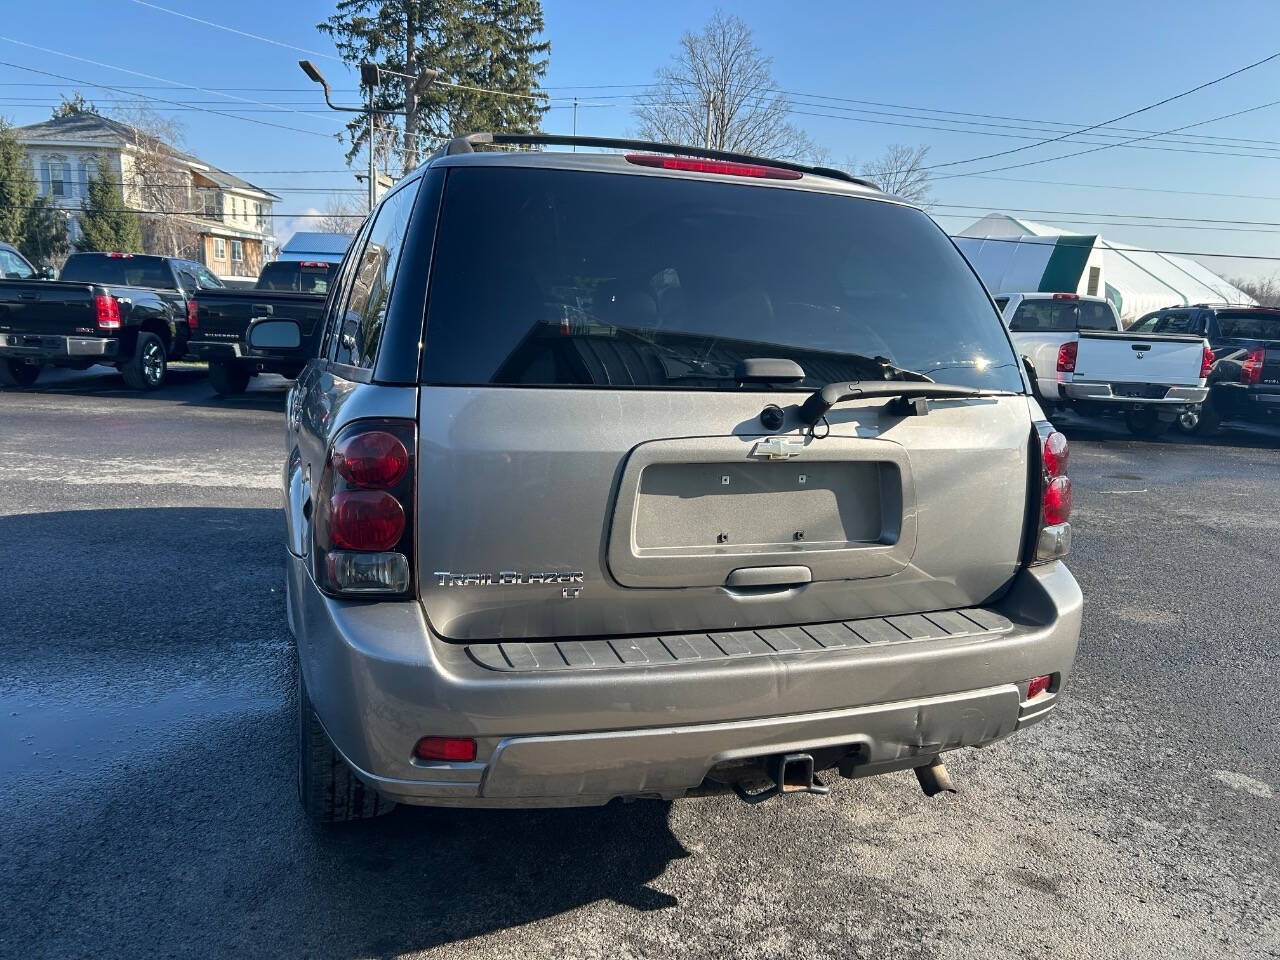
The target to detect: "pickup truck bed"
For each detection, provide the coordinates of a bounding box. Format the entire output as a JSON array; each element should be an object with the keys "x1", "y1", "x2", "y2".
[
  {"x1": 1065, "y1": 329, "x2": 1210, "y2": 398},
  {"x1": 191, "y1": 289, "x2": 325, "y2": 394}
]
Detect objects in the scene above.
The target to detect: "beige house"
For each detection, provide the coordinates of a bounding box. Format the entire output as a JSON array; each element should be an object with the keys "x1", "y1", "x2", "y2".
[{"x1": 15, "y1": 112, "x2": 280, "y2": 277}]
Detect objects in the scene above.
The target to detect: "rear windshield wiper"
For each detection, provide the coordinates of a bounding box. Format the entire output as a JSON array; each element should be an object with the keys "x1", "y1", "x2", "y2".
[{"x1": 798, "y1": 380, "x2": 1013, "y2": 424}]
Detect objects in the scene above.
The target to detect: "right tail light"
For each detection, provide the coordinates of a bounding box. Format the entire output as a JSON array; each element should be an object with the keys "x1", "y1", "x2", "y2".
[
  {"x1": 314, "y1": 420, "x2": 416, "y2": 596},
  {"x1": 1031, "y1": 423, "x2": 1071, "y2": 562},
  {"x1": 1241, "y1": 347, "x2": 1265, "y2": 385},
  {"x1": 1056, "y1": 341, "x2": 1077, "y2": 374}
]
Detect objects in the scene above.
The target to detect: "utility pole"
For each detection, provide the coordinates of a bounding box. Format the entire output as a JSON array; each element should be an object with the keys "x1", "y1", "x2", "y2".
[
  {"x1": 704, "y1": 97, "x2": 712, "y2": 149},
  {"x1": 572, "y1": 97, "x2": 578, "y2": 149},
  {"x1": 361, "y1": 63, "x2": 380, "y2": 211}
]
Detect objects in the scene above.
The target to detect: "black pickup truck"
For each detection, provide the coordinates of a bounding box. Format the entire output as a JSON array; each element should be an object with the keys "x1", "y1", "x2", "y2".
[
  {"x1": 190, "y1": 288, "x2": 327, "y2": 394},
  {"x1": 0, "y1": 252, "x2": 222, "y2": 389}
]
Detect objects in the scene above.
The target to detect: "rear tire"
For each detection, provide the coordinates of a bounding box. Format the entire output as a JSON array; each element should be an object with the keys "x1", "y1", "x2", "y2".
[
  {"x1": 120, "y1": 332, "x2": 167, "y2": 391},
  {"x1": 0, "y1": 359, "x2": 40, "y2": 387},
  {"x1": 1124, "y1": 408, "x2": 1171, "y2": 438},
  {"x1": 297, "y1": 669, "x2": 394, "y2": 824},
  {"x1": 1193, "y1": 400, "x2": 1222, "y2": 437},
  {"x1": 208, "y1": 360, "x2": 251, "y2": 396}
]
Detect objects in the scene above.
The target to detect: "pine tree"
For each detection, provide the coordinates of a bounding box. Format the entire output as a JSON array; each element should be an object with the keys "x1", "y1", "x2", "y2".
[
  {"x1": 20, "y1": 195, "x2": 69, "y2": 265},
  {"x1": 77, "y1": 161, "x2": 142, "y2": 253},
  {"x1": 0, "y1": 119, "x2": 36, "y2": 248},
  {"x1": 317, "y1": 0, "x2": 548, "y2": 175}
]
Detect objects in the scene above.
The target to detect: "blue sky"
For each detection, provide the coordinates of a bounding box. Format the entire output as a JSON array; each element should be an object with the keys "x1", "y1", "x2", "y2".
[{"x1": 3, "y1": 0, "x2": 1280, "y2": 279}]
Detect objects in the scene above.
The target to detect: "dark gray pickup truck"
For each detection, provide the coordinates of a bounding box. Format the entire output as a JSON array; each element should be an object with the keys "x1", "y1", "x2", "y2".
[{"x1": 0, "y1": 252, "x2": 222, "y2": 389}]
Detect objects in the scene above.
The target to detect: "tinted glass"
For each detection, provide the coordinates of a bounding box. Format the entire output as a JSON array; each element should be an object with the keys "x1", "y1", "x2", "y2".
[
  {"x1": 60, "y1": 254, "x2": 175, "y2": 289},
  {"x1": 0, "y1": 249, "x2": 34, "y2": 279},
  {"x1": 1131, "y1": 311, "x2": 1195, "y2": 335},
  {"x1": 1216, "y1": 311, "x2": 1280, "y2": 341},
  {"x1": 256, "y1": 261, "x2": 340, "y2": 294},
  {"x1": 1009, "y1": 298, "x2": 1114, "y2": 333},
  {"x1": 1129, "y1": 313, "x2": 1158, "y2": 333},
  {"x1": 421, "y1": 167, "x2": 1023, "y2": 391},
  {"x1": 333, "y1": 183, "x2": 417, "y2": 369}
]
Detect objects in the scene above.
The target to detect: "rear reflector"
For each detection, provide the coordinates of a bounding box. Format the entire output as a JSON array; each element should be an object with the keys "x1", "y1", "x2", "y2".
[
  {"x1": 1027, "y1": 675, "x2": 1052, "y2": 699},
  {"x1": 94, "y1": 294, "x2": 121, "y2": 330},
  {"x1": 186, "y1": 298, "x2": 198, "y2": 331},
  {"x1": 413, "y1": 737, "x2": 477, "y2": 763},
  {"x1": 1242, "y1": 347, "x2": 1265, "y2": 385},
  {"x1": 331, "y1": 430, "x2": 409, "y2": 488},
  {"x1": 624, "y1": 153, "x2": 803, "y2": 180},
  {"x1": 1056, "y1": 341, "x2": 1078, "y2": 374},
  {"x1": 1200, "y1": 345, "x2": 1214, "y2": 380},
  {"x1": 328, "y1": 490, "x2": 405, "y2": 551}
]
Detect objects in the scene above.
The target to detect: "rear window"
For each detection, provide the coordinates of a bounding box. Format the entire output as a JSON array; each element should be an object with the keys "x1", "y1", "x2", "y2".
[
  {"x1": 256, "y1": 261, "x2": 339, "y2": 294},
  {"x1": 60, "y1": 254, "x2": 175, "y2": 289},
  {"x1": 420, "y1": 167, "x2": 1024, "y2": 392},
  {"x1": 1216, "y1": 311, "x2": 1280, "y2": 340},
  {"x1": 1009, "y1": 298, "x2": 1115, "y2": 333},
  {"x1": 1129, "y1": 311, "x2": 1196, "y2": 335}
]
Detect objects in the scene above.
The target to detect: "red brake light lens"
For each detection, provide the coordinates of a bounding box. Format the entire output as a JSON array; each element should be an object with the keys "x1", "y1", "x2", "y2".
[
  {"x1": 331, "y1": 431, "x2": 409, "y2": 488},
  {"x1": 1043, "y1": 431, "x2": 1068, "y2": 477},
  {"x1": 1200, "y1": 345, "x2": 1213, "y2": 379},
  {"x1": 1051, "y1": 293, "x2": 1079, "y2": 300},
  {"x1": 105, "y1": 252, "x2": 134, "y2": 259},
  {"x1": 413, "y1": 737, "x2": 477, "y2": 763},
  {"x1": 1043, "y1": 476, "x2": 1072, "y2": 526},
  {"x1": 624, "y1": 153, "x2": 803, "y2": 180},
  {"x1": 186, "y1": 298, "x2": 198, "y2": 331},
  {"x1": 94, "y1": 294, "x2": 121, "y2": 330},
  {"x1": 327, "y1": 490, "x2": 405, "y2": 551},
  {"x1": 1027, "y1": 675, "x2": 1052, "y2": 699},
  {"x1": 1241, "y1": 347, "x2": 1265, "y2": 385},
  {"x1": 1056, "y1": 341, "x2": 1078, "y2": 373}
]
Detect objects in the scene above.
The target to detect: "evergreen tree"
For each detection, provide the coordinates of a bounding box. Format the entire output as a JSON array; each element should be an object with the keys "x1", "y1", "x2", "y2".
[
  {"x1": 20, "y1": 195, "x2": 69, "y2": 266},
  {"x1": 0, "y1": 119, "x2": 36, "y2": 248},
  {"x1": 77, "y1": 161, "x2": 142, "y2": 253},
  {"x1": 318, "y1": 0, "x2": 548, "y2": 175},
  {"x1": 52, "y1": 92, "x2": 99, "y2": 119}
]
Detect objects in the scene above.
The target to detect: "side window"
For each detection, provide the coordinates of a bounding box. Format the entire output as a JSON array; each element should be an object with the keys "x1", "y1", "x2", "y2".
[
  {"x1": 177, "y1": 268, "x2": 198, "y2": 294},
  {"x1": 332, "y1": 182, "x2": 418, "y2": 370},
  {"x1": 0, "y1": 249, "x2": 34, "y2": 279},
  {"x1": 1129, "y1": 313, "x2": 1159, "y2": 333},
  {"x1": 196, "y1": 267, "x2": 223, "y2": 289},
  {"x1": 321, "y1": 216, "x2": 375, "y2": 362}
]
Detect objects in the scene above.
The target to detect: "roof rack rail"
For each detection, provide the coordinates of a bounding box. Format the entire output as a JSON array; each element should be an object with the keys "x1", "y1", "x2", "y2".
[{"x1": 433, "y1": 132, "x2": 879, "y2": 189}]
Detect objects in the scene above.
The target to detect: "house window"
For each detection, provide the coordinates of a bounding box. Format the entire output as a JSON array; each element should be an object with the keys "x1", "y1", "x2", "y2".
[
  {"x1": 78, "y1": 157, "x2": 98, "y2": 198},
  {"x1": 254, "y1": 202, "x2": 262, "y2": 227},
  {"x1": 43, "y1": 155, "x2": 71, "y2": 197},
  {"x1": 203, "y1": 190, "x2": 218, "y2": 219},
  {"x1": 230, "y1": 240, "x2": 243, "y2": 262},
  {"x1": 213, "y1": 238, "x2": 226, "y2": 260}
]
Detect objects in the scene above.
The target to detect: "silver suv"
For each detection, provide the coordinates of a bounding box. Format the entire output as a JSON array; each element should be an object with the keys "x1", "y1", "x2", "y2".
[{"x1": 278, "y1": 134, "x2": 1082, "y2": 822}]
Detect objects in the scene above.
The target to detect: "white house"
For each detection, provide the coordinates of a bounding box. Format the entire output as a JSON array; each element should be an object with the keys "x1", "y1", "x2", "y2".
[{"x1": 15, "y1": 112, "x2": 280, "y2": 276}]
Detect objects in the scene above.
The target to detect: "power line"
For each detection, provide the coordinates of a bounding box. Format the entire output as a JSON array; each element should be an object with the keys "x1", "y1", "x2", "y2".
[
  {"x1": 924, "y1": 49, "x2": 1280, "y2": 170},
  {"x1": 129, "y1": 0, "x2": 343, "y2": 64}
]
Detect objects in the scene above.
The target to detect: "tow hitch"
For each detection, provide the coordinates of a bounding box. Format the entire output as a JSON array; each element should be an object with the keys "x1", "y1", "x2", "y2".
[{"x1": 733, "y1": 753, "x2": 831, "y2": 804}]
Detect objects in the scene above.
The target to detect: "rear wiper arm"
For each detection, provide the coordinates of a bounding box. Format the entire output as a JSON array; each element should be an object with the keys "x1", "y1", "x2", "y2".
[{"x1": 798, "y1": 381, "x2": 1008, "y2": 425}]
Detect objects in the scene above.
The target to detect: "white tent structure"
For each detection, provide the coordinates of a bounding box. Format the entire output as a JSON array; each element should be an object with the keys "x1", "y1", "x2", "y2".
[{"x1": 953, "y1": 214, "x2": 1255, "y2": 323}]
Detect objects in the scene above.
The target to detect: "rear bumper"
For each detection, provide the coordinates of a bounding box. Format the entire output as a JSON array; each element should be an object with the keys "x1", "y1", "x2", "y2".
[
  {"x1": 1210, "y1": 383, "x2": 1280, "y2": 419},
  {"x1": 0, "y1": 334, "x2": 118, "y2": 361},
  {"x1": 189, "y1": 339, "x2": 301, "y2": 375},
  {"x1": 288, "y1": 556, "x2": 1082, "y2": 807},
  {"x1": 1061, "y1": 381, "x2": 1207, "y2": 404}
]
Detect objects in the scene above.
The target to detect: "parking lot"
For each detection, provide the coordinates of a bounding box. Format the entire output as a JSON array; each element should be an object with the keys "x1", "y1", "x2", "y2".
[{"x1": 1, "y1": 368, "x2": 1277, "y2": 960}]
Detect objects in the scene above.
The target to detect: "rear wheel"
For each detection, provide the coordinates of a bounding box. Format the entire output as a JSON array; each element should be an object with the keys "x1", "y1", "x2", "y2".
[
  {"x1": 297, "y1": 669, "x2": 395, "y2": 824},
  {"x1": 120, "y1": 332, "x2": 167, "y2": 390},
  {"x1": 1190, "y1": 400, "x2": 1222, "y2": 437},
  {"x1": 1124, "y1": 408, "x2": 1171, "y2": 438},
  {"x1": 0, "y1": 359, "x2": 40, "y2": 387},
  {"x1": 208, "y1": 360, "x2": 251, "y2": 396}
]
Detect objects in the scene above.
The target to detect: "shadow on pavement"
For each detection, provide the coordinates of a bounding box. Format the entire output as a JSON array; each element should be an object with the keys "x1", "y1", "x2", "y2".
[
  {"x1": 0, "y1": 507, "x2": 689, "y2": 958},
  {"x1": 0, "y1": 363, "x2": 291, "y2": 413}
]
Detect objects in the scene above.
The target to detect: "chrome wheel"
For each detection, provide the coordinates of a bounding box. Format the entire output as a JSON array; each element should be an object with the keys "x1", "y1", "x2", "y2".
[
  {"x1": 142, "y1": 341, "x2": 164, "y2": 386},
  {"x1": 1177, "y1": 409, "x2": 1199, "y2": 433}
]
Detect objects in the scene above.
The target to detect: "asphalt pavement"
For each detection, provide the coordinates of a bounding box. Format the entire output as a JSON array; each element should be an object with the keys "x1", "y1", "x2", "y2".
[{"x1": 1, "y1": 366, "x2": 1277, "y2": 960}]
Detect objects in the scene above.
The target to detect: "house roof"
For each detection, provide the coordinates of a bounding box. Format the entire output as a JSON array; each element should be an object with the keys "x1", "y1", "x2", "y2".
[
  {"x1": 15, "y1": 112, "x2": 281, "y2": 201},
  {"x1": 280, "y1": 232, "x2": 355, "y2": 256}
]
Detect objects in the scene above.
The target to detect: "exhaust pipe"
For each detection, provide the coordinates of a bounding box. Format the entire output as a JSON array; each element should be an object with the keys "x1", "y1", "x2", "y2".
[{"x1": 914, "y1": 757, "x2": 957, "y2": 797}]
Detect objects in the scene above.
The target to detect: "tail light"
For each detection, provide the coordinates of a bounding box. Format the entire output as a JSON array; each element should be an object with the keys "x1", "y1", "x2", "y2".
[
  {"x1": 1056, "y1": 341, "x2": 1077, "y2": 374},
  {"x1": 1200, "y1": 345, "x2": 1214, "y2": 379},
  {"x1": 186, "y1": 298, "x2": 199, "y2": 332},
  {"x1": 94, "y1": 294, "x2": 121, "y2": 331},
  {"x1": 1241, "y1": 347, "x2": 1265, "y2": 385},
  {"x1": 315, "y1": 420, "x2": 415, "y2": 596},
  {"x1": 1030, "y1": 423, "x2": 1071, "y2": 562}
]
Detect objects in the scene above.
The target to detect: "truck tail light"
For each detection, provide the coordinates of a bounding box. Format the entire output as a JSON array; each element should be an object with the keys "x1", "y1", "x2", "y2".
[
  {"x1": 1030, "y1": 423, "x2": 1071, "y2": 562},
  {"x1": 94, "y1": 294, "x2": 121, "y2": 331},
  {"x1": 1241, "y1": 347, "x2": 1265, "y2": 385},
  {"x1": 1200, "y1": 345, "x2": 1214, "y2": 379},
  {"x1": 315, "y1": 420, "x2": 415, "y2": 596},
  {"x1": 1056, "y1": 341, "x2": 1077, "y2": 374},
  {"x1": 186, "y1": 298, "x2": 198, "y2": 332}
]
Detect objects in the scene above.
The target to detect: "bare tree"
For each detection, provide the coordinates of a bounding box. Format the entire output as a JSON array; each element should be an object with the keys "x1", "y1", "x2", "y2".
[
  {"x1": 634, "y1": 11, "x2": 813, "y2": 160},
  {"x1": 115, "y1": 106, "x2": 202, "y2": 258},
  {"x1": 313, "y1": 194, "x2": 366, "y2": 235},
  {"x1": 1228, "y1": 274, "x2": 1280, "y2": 307},
  {"x1": 857, "y1": 144, "x2": 933, "y2": 206}
]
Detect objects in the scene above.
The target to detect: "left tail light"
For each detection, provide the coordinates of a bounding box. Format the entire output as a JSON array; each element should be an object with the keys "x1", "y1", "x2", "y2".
[
  {"x1": 1056, "y1": 341, "x2": 1077, "y2": 374},
  {"x1": 314, "y1": 420, "x2": 415, "y2": 596},
  {"x1": 187, "y1": 298, "x2": 199, "y2": 332},
  {"x1": 1031, "y1": 422, "x2": 1071, "y2": 563},
  {"x1": 95, "y1": 294, "x2": 121, "y2": 331}
]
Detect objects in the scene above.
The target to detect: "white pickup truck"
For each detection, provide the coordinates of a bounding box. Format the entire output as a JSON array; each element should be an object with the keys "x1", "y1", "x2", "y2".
[{"x1": 996, "y1": 293, "x2": 1211, "y2": 437}]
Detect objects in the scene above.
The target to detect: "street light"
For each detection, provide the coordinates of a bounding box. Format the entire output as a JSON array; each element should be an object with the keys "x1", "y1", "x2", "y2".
[{"x1": 299, "y1": 59, "x2": 394, "y2": 212}]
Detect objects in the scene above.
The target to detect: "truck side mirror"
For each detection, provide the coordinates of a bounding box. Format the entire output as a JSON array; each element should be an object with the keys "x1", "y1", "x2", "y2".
[
  {"x1": 39, "y1": 265, "x2": 57, "y2": 280},
  {"x1": 249, "y1": 319, "x2": 301, "y2": 349}
]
